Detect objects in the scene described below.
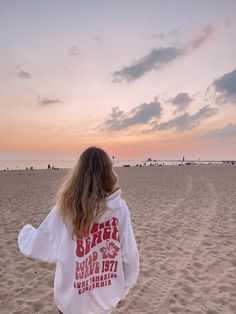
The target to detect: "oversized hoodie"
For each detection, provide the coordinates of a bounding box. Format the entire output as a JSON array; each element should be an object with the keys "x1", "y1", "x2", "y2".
[{"x1": 18, "y1": 189, "x2": 139, "y2": 314}]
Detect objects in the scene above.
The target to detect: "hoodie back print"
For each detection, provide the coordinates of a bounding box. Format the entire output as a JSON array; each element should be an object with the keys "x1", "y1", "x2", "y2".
[{"x1": 18, "y1": 189, "x2": 139, "y2": 314}]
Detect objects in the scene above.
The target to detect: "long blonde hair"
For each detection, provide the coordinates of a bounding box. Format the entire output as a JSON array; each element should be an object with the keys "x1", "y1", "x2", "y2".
[{"x1": 56, "y1": 147, "x2": 118, "y2": 239}]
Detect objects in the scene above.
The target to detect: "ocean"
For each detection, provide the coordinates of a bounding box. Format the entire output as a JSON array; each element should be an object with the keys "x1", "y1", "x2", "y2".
[
  {"x1": 0, "y1": 159, "x2": 227, "y2": 171},
  {"x1": 0, "y1": 159, "x2": 184, "y2": 170},
  {"x1": 0, "y1": 159, "x2": 156, "y2": 170}
]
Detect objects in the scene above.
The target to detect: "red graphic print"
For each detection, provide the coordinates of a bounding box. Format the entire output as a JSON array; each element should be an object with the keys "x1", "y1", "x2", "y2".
[
  {"x1": 74, "y1": 217, "x2": 120, "y2": 295},
  {"x1": 100, "y1": 241, "x2": 119, "y2": 259},
  {"x1": 76, "y1": 217, "x2": 119, "y2": 258}
]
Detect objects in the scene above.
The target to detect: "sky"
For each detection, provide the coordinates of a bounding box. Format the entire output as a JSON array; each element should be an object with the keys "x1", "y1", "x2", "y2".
[{"x1": 0, "y1": 0, "x2": 236, "y2": 160}]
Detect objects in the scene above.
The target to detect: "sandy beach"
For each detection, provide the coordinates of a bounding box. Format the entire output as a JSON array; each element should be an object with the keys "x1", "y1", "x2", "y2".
[{"x1": 0, "y1": 165, "x2": 236, "y2": 314}]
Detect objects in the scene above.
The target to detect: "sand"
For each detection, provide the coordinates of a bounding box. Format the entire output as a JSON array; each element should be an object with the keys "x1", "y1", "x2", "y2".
[{"x1": 0, "y1": 165, "x2": 236, "y2": 314}]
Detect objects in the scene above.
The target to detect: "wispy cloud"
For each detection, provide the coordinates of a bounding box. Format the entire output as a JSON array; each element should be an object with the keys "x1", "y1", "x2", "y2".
[
  {"x1": 201, "y1": 123, "x2": 236, "y2": 138},
  {"x1": 17, "y1": 70, "x2": 32, "y2": 79},
  {"x1": 68, "y1": 45, "x2": 80, "y2": 56},
  {"x1": 187, "y1": 24, "x2": 216, "y2": 52},
  {"x1": 149, "y1": 105, "x2": 218, "y2": 132},
  {"x1": 101, "y1": 99, "x2": 162, "y2": 131},
  {"x1": 38, "y1": 97, "x2": 61, "y2": 106},
  {"x1": 152, "y1": 27, "x2": 180, "y2": 40},
  {"x1": 93, "y1": 35, "x2": 102, "y2": 42},
  {"x1": 113, "y1": 47, "x2": 184, "y2": 83},
  {"x1": 224, "y1": 16, "x2": 233, "y2": 28},
  {"x1": 171, "y1": 93, "x2": 194, "y2": 112},
  {"x1": 212, "y1": 67, "x2": 236, "y2": 105},
  {"x1": 113, "y1": 24, "x2": 216, "y2": 83}
]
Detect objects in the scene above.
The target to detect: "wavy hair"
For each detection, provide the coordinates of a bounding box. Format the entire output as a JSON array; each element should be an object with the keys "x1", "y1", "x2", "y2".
[{"x1": 56, "y1": 147, "x2": 118, "y2": 239}]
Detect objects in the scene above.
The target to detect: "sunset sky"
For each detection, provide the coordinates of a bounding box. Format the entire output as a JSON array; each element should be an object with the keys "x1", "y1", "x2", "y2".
[{"x1": 1, "y1": 0, "x2": 236, "y2": 160}]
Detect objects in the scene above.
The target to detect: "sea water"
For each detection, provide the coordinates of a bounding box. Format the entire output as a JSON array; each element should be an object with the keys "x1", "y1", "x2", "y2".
[{"x1": 0, "y1": 159, "x2": 179, "y2": 170}]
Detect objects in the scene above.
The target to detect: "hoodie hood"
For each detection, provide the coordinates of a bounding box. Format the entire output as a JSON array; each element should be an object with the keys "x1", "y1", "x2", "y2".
[{"x1": 95, "y1": 188, "x2": 122, "y2": 223}]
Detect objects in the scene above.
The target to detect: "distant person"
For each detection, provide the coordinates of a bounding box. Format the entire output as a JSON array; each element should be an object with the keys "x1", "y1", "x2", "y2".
[
  {"x1": 48, "y1": 164, "x2": 51, "y2": 170},
  {"x1": 18, "y1": 147, "x2": 139, "y2": 314}
]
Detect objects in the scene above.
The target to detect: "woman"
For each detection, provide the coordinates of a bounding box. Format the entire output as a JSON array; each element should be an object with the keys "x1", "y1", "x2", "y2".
[{"x1": 18, "y1": 147, "x2": 139, "y2": 314}]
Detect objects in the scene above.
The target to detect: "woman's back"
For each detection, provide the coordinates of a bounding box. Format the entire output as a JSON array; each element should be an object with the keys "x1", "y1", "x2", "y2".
[{"x1": 18, "y1": 147, "x2": 139, "y2": 314}]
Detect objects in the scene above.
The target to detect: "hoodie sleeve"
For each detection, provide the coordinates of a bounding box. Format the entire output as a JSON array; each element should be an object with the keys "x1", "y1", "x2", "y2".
[
  {"x1": 119, "y1": 200, "x2": 139, "y2": 292},
  {"x1": 18, "y1": 205, "x2": 62, "y2": 263}
]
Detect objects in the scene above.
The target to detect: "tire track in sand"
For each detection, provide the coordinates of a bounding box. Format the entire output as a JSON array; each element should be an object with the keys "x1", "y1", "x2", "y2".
[{"x1": 142, "y1": 174, "x2": 218, "y2": 313}]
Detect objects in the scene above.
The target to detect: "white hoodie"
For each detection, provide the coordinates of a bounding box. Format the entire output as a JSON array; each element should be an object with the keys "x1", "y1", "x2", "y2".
[{"x1": 18, "y1": 189, "x2": 139, "y2": 314}]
